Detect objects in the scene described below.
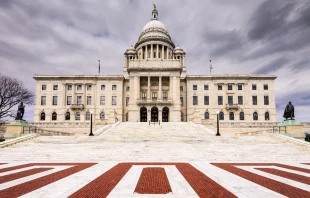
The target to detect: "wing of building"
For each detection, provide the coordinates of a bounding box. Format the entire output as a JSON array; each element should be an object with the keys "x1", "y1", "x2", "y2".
[{"x1": 33, "y1": 6, "x2": 277, "y2": 126}]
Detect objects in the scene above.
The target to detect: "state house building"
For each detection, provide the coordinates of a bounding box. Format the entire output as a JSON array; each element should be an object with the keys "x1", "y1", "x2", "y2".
[{"x1": 33, "y1": 7, "x2": 277, "y2": 125}]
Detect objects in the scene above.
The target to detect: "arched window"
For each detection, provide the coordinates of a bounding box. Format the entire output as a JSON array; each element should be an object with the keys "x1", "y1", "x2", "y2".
[
  {"x1": 265, "y1": 112, "x2": 270, "y2": 120},
  {"x1": 229, "y1": 112, "x2": 234, "y2": 120},
  {"x1": 65, "y1": 112, "x2": 70, "y2": 120},
  {"x1": 52, "y1": 112, "x2": 57, "y2": 121},
  {"x1": 75, "y1": 112, "x2": 80, "y2": 120},
  {"x1": 253, "y1": 112, "x2": 258, "y2": 121},
  {"x1": 219, "y1": 112, "x2": 224, "y2": 120},
  {"x1": 85, "y1": 112, "x2": 90, "y2": 120},
  {"x1": 40, "y1": 112, "x2": 45, "y2": 121},
  {"x1": 100, "y1": 112, "x2": 105, "y2": 120},
  {"x1": 125, "y1": 113, "x2": 128, "y2": 121},
  {"x1": 158, "y1": 52, "x2": 161, "y2": 58},
  {"x1": 239, "y1": 112, "x2": 244, "y2": 120},
  {"x1": 204, "y1": 112, "x2": 209, "y2": 119}
]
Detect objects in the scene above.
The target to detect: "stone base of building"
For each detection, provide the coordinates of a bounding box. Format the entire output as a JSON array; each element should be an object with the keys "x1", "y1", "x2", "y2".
[
  {"x1": 278, "y1": 120, "x2": 304, "y2": 138},
  {"x1": 5, "y1": 120, "x2": 29, "y2": 138}
]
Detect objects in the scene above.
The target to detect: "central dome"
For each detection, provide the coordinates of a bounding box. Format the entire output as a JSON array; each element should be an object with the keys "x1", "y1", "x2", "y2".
[{"x1": 142, "y1": 20, "x2": 168, "y2": 33}]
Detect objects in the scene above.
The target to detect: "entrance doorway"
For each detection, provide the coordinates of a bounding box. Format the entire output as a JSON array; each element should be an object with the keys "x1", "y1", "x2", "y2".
[
  {"x1": 140, "y1": 107, "x2": 147, "y2": 122},
  {"x1": 151, "y1": 107, "x2": 158, "y2": 122},
  {"x1": 162, "y1": 107, "x2": 169, "y2": 122}
]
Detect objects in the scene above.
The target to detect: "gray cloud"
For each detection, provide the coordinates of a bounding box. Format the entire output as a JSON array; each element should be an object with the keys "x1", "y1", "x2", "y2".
[{"x1": 254, "y1": 57, "x2": 288, "y2": 74}]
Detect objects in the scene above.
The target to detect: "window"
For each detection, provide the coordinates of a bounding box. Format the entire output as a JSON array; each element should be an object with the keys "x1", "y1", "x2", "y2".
[
  {"x1": 100, "y1": 112, "x2": 105, "y2": 119},
  {"x1": 52, "y1": 112, "x2": 57, "y2": 121},
  {"x1": 126, "y1": 86, "x2": 130, "y2": 92},
  {"x1": 228, "y1": 96, "x2": 233, "y2": 105},
  {"x1": 154, "y1": 52, "x2": 156, "y2": 58},
  {"x1": 218, "y1": 85, "x2": 222, "y2": 90},
  {"x1": 253, "y1": 112, "x2": 258, "y2": 120},
  {"x1": 87, "y1": 85, "x2": 92, "y2": 91},
  {"x1": 148, "y1": 52, "x2": 151, "y2": 58},
  {"x1": 75, "y1": 112, "x2": 80, "y2": 120},
  {"x1": 77, "y1": 96, "x2": 82, "y2": 104},
  {"x1": 40, "y1": 112, "x2": 45, "y2": 121},
  {"x1": 42, "y1": 85, "x2": 46, "y2": 90},
  {"x1": 52, "y1": 96, "x2": 57, "y2": 105},
  {"x1": 228, "y1": 85, "x2": 233, "y2": 90},
  {"x1": 112, "y1": 85, "x2": 117, "y2": 90},
  {"x1": 87, "y1": 96, "x2": 92, "y2": 105},
  {"x1": 67, "y1": 96, "x2": 72, "y2": 105},
  {"x1": 152, "y1": 92, "x2": 157, "y2": 100},
  {"x1": 125, "y1": 113, "x2": 129, "y2": 121},
  {"x1": 252, "y1": 96, "x2": 257, "y2": 105},
  {"x1": 163, "y1": 92, "x2": 168, "y2": 100},
  {"x1": 158, "y1": 52, "x2": 161, "y2": 58},
  {"x1": 181, "y1": 112, "x2": 184, "y2": 121},
  {"x1": 65, "y1": 112, "x2": 70, "y2": 120},
  {"x1": 229, "y1": 112, "x2": 234, "y2": 120},
  {"x1": 112, "y1": 96, "x2": 117, "y2": 105},
  {"x1": 218, "y1": 96, "x2": 223, "y2": 105},
  {"x1": 53, "y1": 85, "x2": 58, "y2": 90},
  {"x1": 126, "y1": 97, "x2": 129, "y2": 106},
  {"x1": 204, "y1": 96, "x2": 209, "y2": 105},
  {"x1": 238, "y1": 84, "x2": 242, "y2": 90},
  {"x1": 238, "y1": 96, "x2": 243, "y2": 105},
  {"x1": 180, "y1": 86, "x2": 183, "y2": 92},
  {"x1": 264, "y1": 96, "x2": 269, "y2": 105},
  {"x1": 219, "y1": 112, "x2": 224, "y2": 120},
  {"x1": 193, "y1": 96, "x2": 198, "y2": 105},
  {"x1": 180, "y1": 97, "x2": 184, "y2": 106},
  {"x1": 141, "y1": 92, "x2": 147, "y2": 100},
  {"x1": 239, "y1": 112, "x2": 244, "y2": 120},
  {"x1": 101, "y1": 85, "x2": 105, "y2": 90},
  {"x1": 204, "y1": 112, "x2": 209, "y2": 119},
  {"x1": 264, "y1": 84, "x2": 268, "y2": 90},
  {"x1": 85, "y1": 112, "x2": 90, "y2": 121},
  {"x1": 204, "y1": 84, "x2": 209, "y2": 90},
  {"x1": 193, "y1": 85, "x2": 197, "y2": 90},
  {"x1": 265, "y1": 112, "x2": 270, "y2": 120},
  {"x1": 67, "y1": 85, "x2": 72, "y2": 91},
  {"x1": 41, "y1": 96, "x2": 46, "y2": 105},
  {"x1": 252, "y1": 84, "x2": 257, "y2": 90},
  {"x1": 77, "y1": 85, "x2": 82, "y2": 91}
]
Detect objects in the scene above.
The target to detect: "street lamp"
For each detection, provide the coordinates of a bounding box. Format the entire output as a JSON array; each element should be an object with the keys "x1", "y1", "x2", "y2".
[
  {"x1": 216, "y1": 111, "x2": 221, "y2": 136},
  {"x1": 89, "y1": 110, "x2": 94, "y2": 136}
]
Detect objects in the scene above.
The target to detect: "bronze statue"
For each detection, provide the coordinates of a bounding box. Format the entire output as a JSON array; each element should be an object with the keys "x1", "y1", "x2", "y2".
[
  {"x1": 153, "y1": 3, "x2": 156, "y2": 10},
  {"x1": 15, "y1": 102, "x2": 25, "y2": 120},
  {"x1": 283, "y1": 101, "x2": 294, "y2": 120}
]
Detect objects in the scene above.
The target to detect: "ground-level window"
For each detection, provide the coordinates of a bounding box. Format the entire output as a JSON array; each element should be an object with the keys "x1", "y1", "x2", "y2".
[
  {"x1": 229, "y1": 112, "x2": 234, "y2": 120},
  {"x1": 204, "y1": 112, "x2": 209, "y2": 119},
  {"x1": 240, "y1": 112, "x2": 244, "y2": 120},
  {"x1": 181, "y1": 112, "x2": 184, "y2": 121},
  {"x1": 86, "y1": 112, "x2": 90, "y2": 120},
  {"x1": 40, "y1": 112, "x2": 45, "y2": 121},
  {"x1": 65, "y1": 112, "x2": 70, "y2": 120},
  {"x1": 265, "y1": 112, "x2": 270, "y2": 120},
  {"x1": 125, "y1": 113, "x2": 128, "y2": 121},
  {"x1": 253, "y1": 112, "x2": 258, "y2": 120},
  {"x1": 75, "y1": 112, "x2": 80, "y2": 120},
  {"x1": 193, "y1": 96, "x2": 198, "y2": 105},
  {"x1": 100, "y1": 112, "x2": 105, "y2": 120},
  {"x1": 100, "y1": 96, "x2": 105, "y2": 105},
  {"x1": 52, "y1": 112, "x2": 57, "y2": 121},
  {"x1": 219, "y1": 112, "x2": 224, "y2": 120}
]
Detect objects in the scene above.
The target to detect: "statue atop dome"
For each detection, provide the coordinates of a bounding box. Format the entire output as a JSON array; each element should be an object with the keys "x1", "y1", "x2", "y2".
[{"x1": 153, "y1": 3, "x2": 156, "y2": 10}]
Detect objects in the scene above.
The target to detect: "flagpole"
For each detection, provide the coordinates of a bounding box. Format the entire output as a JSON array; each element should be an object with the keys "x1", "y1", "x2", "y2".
[{"x1": 98, "y1": 60, "x2": 100, "y2": 74}]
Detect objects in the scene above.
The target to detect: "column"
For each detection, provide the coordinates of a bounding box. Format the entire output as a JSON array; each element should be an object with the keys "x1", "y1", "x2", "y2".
[
  {"x1": 83, "y1": 84, "x2": 86, "y2": 105},
  {"x1": 151, "y1": 44, "x2": 153, "y2": 59},
  {"x1": 161, "y1": 45, "x2": 164, "y2": 59},
  {"x1": 147, "y1": 76, "x2": 151, "y2": 100},
  {"x1": 158, "y1": 76, "x2": 162, "y2": 100},
  {"x1": 72, "y1": 84, "x2": 76, "y2": 104},
  {"x1": 166, "y1": 47, "x2": 169, "y2": 59},
  {"x1": 145, "y1": 45, "x2": 148, "y2": 59},
  {"x1": 137, "y1": 76, "x2": 140, "y2": 100},
  {"x1": 169, "y1": 76, "x2": 173, "y2": 100},
  {"x1": 156, "y1": 44, "x2": 159, "y2": 59},
  {"x1": 182, "y1": 56, "x2": 185, "y2": 67},
  {"x1": 63, "y1": 83, "x2": 66, "y2": 107}
]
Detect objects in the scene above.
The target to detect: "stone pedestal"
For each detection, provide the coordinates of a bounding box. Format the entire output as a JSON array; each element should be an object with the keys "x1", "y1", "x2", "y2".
[
  {"x1": 278, "y1": 120, "x2": 303, "y2": 138},
  {"x1": 5, "y1": 120, "x2": 29, "y2": 138}
]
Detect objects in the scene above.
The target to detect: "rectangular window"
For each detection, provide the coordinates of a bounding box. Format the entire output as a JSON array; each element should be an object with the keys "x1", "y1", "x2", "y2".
[
  {"x1": 238, "y1": 84, "x2": 242, "y2": 90},
  {"x1": 163, "y1": 92, "x2": 168, "y2": 100},
  {"x1": 101, "y1": 85, "x2": 105, "y2": 90},
  {"x1": 264, "y1": 84, "x2": 268, "y2": 90},
  {"x1": 218, "y1": 96, "x2": 223, "y2": 105},
  {"x1": 252, "y1": 84, "x2": 257, "y2": 90},
  {"x1": 42, "y1": 85, "x2": 46, "y2": 90},
  {"x1": 77, "y1": 96, "x2": 82, "y2": 104},
  {"x1": 204, "y1": 84, "x2": 209, "y2": 90},
  {"x1": 112, "y1": 85, "x2": 117, "y2": 90},
  {"x1": 53, "y1": 85, "x2": 58, "y2": 90},
  {"x1": 77, "y1": 85, "x2": 82, "y2": 91},
  {"x1": 180, "y1": 97, "x2": 184, "y2": 106},
  {"x1": 100, "y1": 96, "x2": 105, "y2": 105},
  {"x1": 264, "y1": 96, "x2": 269, "y2": 105},
  {"x1": 126, "y1": 97, "x2": 129, "y2": 106},
  {"x1": 67, "y1": 96, "x2": 72, "y2": 105},
  {"x1": 154, "y1": 52, "x2": 156, "y2": 58},
  {"x1": 141, "y1": 92, "x2": 147, "y2": 100},
  {"x1": 238, "y1": 96, "x2": 243, "y2": 105},
  {"x1": 193, "y1": 85, "x2": 197, "y2": 90},
  {"x1": 85, "y1": 112, "x2": 90, "y2": 120},
  {"x1": 67, "y1": 85, "x2": 72, "y2": 91},
  {"x1": 180, "y1": 86, "x2": 183, "y2": 92},
  {"x1": 158, "y1": 52, "x2": 161, "y2": 58},
  {"x1": 112, "y1": 96, "x2": 117, "y2": 105},
  {"x1": 75, "y1": 112, "x2": 80, "y2": 121},
  {"x1": 218, "y1": 85, "x2": 222, "y2": 90},
  {"x1": 87, "y1": 96, "x2": 92, "y2": 105},
  {"x1": 87, "y1": 85, "x2": 92, "y2": 91},
  {"x1": 152, "y1": 92, "x2": 157, "y2": 100},
  {"x1": 126, "y1": 86, "x2": 130, "y2": 92},
  {"x1": 41, "y1": 96, "x2": 46, "y2": 105},
  {"x1": 204, "y1": 96, "x2": 209, "y2": 105},
  {"x1": 228, "y1": 96, "x2": 233, "y2": 105},
  {"x1": 193, "y1": 96, "x2": 198, "y2": 105},
  {"x1": 52, "y1": 96, "x2": 57, "y2": 105},
  {"x1": 228, "y1": 85, "x2": 233, "y2": 90},
  {"x1": 253, "y1": 96, "x2": 257, "y2": 105}
]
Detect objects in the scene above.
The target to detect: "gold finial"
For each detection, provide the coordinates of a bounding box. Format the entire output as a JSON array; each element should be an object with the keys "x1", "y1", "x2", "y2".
[{"x1": 153, "y1": 2, "x2": 156, "y2": 10}]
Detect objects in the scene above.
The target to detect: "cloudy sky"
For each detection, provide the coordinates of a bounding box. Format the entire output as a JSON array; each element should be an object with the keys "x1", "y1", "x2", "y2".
[{"x1": 0, "y1": 0, "x2": 309, "y2": 122}]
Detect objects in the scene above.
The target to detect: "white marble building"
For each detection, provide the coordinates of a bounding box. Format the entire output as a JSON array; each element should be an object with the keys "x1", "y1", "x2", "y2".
[{"x1": 33, "y1": 6, "x2": 277, "y2": 125}]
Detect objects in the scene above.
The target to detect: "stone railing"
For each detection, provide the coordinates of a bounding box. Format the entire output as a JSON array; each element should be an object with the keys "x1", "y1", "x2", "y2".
[
  {"x1": 137, "y1": 99, "x2": 173, "y2": 105},
  {"x1": 201, "y1": 120, "x2": 280, "y2": 128},
  {"x1": 70, "y1": 104, "x2": 84, "y2": 110},
  {"x1": 225, "y1": 104, "x2": 239, "y2": 110},
  {"x1": 128, "y1": 59, "x2": 181, "y2": 70}
]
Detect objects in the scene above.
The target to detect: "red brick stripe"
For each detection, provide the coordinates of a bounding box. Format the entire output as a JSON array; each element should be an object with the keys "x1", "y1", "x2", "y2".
[
  {"x1": 134, "y1": 168, "x2": 172, "y2": 194},
  {"x1": 212, "y1": 163, "x2": 310, "y2": 197},
  {"x1": 0, "y1": 163, "x2": 96, "y2": 198},
  {"x1": 256, "y1": 168, "x2": 310, "y2": 185},
  {"x1": 69, "y1": 163, "x2": 132, "y2": 198},
  {"x1": 0, "y1": 168, "x2": 53, "y2": 184}
]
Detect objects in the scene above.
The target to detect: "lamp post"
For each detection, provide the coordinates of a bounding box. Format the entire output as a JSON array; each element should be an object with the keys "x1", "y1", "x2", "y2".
[
  {"x1": 216, "y1": 111, "x2": 221, "y2": 136},
  {"x1": 89, "y1": 110, "x2": 94, "y2": 136}
]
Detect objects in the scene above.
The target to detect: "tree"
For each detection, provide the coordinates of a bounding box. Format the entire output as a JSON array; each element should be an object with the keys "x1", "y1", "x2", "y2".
[{"x1": 0, "y1": 74, "x2": 35, "y2": 120}]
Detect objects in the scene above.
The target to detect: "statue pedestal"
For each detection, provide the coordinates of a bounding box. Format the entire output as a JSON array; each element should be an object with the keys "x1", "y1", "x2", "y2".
[
  {"x1": 5, "y1": 120, "x2": 29, "y2": 139},
  {"x1": 278, "y1": 120, "x2": 304, "y2": 138}
]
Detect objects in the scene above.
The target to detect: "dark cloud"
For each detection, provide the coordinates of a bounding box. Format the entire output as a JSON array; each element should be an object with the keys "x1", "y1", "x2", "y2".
[{"x1": 254, "y1": 57, "x2": 288, "y2": 74}]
